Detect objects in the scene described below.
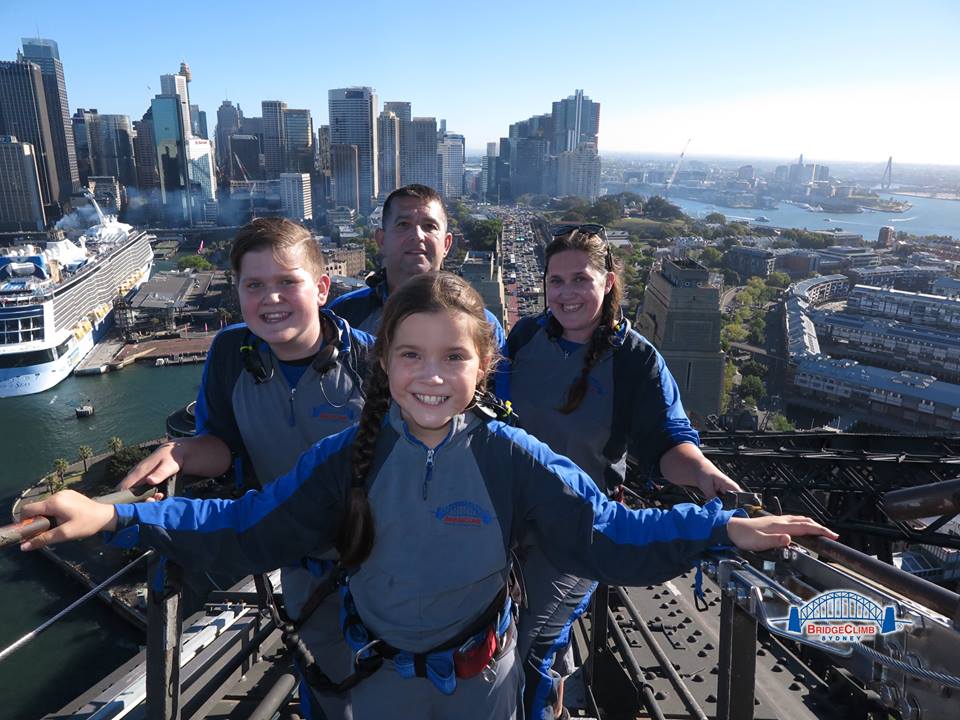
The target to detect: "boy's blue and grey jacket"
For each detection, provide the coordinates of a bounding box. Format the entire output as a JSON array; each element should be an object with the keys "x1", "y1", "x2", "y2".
[
  {"x1": 329, "y1": 269, "x2": 508, "y2": 352},
  {"x1": 504, "y1": 315, "x2": 699, "y2": 492},
  {"x1": 110, "y1": 403, "x2": 741, "y2": 655}
]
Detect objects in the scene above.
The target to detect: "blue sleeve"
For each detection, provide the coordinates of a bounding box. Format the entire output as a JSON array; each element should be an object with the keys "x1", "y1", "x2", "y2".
[
  {"x1": 498, "y1": 424, "x2": 734, "y2": 586},
  {"x1": 107, "y1": 427, "x2": 357, "y2": 574},
  {"x1": 194, "y1": 326, "x2": 245, "y2": 454},
  {"x1": 629, "y1": 346, "x2": 700, "y2": 474},
  {"x1": 484, "y1": 309, "x2": 510, "y2": 399}
]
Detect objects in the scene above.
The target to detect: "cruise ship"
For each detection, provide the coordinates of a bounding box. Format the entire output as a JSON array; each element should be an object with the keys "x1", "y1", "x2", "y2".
[{"x1": 0, "y1": 197, "x2": 153, "y2": 397}]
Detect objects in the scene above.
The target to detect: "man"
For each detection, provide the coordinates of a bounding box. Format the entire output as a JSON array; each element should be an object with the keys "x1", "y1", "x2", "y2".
[{"x1": 331, "y1": 184, "x2": 507, "y2": 351}]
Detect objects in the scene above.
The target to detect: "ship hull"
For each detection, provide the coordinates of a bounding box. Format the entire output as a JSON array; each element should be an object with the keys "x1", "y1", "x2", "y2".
[{"x1": 0, "y1": 331, "x2": 95, "y2": 397}]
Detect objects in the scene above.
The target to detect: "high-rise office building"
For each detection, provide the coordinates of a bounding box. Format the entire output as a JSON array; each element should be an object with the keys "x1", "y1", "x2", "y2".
[
  {"x1": 383, "y1": 101, "x2": 412, "y2": 185},
  {"x1": 330, "y1": 144, "x2": 359, "y2": 212},
  {"x1": 480, "y1": 143, "x2": 497, "y2": 201},
  {"x1": 189, "y1": 104, "x2": 208, "y2": 139},
  {"x1": 284, "y1": 108, "x2": 314, "y2": 174},
  {"x1": 160, "y1": 72, "x2": 191, "y2": 138},
  {"x1": 150, "y1": 94, "x2": 189, "y2": 224},
  {"x1": 71, "y1": 107, "x2": 96, "y2": 184},
  {"x1": 555, "y1": 142, "x2": 600, "y2": 200},
  {"x1": 19, "y1": 38, "x2": 79, "y2": 203},
  {"x1": 0, "y1": 60, "x2": 59, "y2": 212},
  {"x1": 133, "y1": 108, "x2": 159, "y2": 190},
  {"x1": 317, "y1": 125, "x2": 331, "y2": 174},
  {"x1": 229, "y1": 134, "x2": 261, "y2": 181},
  {"x1": 215, "y1": 100, "x2": 242, "y2": 173},
  {"x1": 261, "y1": 100, "x2": 287, "y2": 178},
  {"x1": 409, "y1": 117, "x2": 438, "y2": 189},
  {"x1": 328, "y1": 87, "x2": 378, "y2": 213},
  {"x1": 88, "y1": 175, "x2": 121, "y2": 214},
  {"x1": 636, "y1": 259, "x2": 724, "y2": 419},
  {"x1": 511, "y1": 137, "x2": 548, "y2": 197},
  {"x1": 89, "y1": 114, "x2": 137, "y2": 187},
  {"x1": 437, "y1": 132, "x2": 464, "y2": 199},
  {"x1": 280, "y1": 173, "x2": 312, "y2": 222},
  {"x1": 377, "y1": 110, "x2": 400, "y2": 199},
  {"x1": 0, "y1": 135, "x2": 46, "y2": 231},
  {"x1": 551, "y1": 89, "x2": 600, "y2": 154}
]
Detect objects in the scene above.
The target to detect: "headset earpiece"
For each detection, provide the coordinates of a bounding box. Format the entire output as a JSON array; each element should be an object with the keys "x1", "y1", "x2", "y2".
[
  {"x1": 240, "y1": 338, "x2": 272, "y2": 384},
  {"x1": 312, "y1": 313, "x2": 344, "y2": 376}
]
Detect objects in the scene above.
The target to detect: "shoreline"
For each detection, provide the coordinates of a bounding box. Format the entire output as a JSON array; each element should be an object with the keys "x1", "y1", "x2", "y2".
[{"x1": 887, "y1": 190, "x2": 960, "y2": 202}]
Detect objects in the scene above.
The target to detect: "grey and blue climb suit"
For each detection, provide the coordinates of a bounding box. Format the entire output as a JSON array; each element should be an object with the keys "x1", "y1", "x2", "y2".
[
  {"x1": 194, "y1": 308, "x2": 372, "y2": 719},
  {"x1": 109, "y1": 401, "x2": 741, "y2": 720},
  {"x1": 503, "y1": 314, "x2": 700, "y2": 719}
]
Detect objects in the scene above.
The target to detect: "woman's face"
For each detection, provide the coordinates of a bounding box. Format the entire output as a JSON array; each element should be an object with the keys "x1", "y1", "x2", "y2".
[{"x1": 545, "y1": 249, "x2": 615, "y2": 343}]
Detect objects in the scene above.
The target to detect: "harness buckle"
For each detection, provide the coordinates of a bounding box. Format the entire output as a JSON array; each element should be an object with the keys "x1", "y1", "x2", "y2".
[{"x1": 353, "y1": 638, "x2": 382, "y2": 668}]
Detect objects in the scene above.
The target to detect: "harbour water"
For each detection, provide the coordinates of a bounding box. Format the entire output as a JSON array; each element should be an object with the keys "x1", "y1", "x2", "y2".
[
  {"x1": 0, "y1": 364, "x2": 202, "y2": 719},
  {"x1": 671, "y1": 193, "x2": 960, "y2": 241}
]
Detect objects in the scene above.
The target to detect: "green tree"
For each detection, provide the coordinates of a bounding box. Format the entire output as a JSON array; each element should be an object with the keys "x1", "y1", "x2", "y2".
[
  {"x1": 642, "y1": 196, "x2": 685, "y2": 221},
  {"x1": 739, "y1": 375, "x2": 766, "y2": 401},
  {"x1": 767, "y1": 271, "x2": 791, "y2": 289},
  {"x1": 108, "y1": 436, "x2": 124, "y2": 454},
  {"x1": 699, "y1": 247, "x2": 723, "y2": 267},
  {"x1": 705, "y1": 212, "x2": 727, "y2": 224},
  {"x1": 51, "y1": 458, "x2": 69, "y2": 493},
  {"x1": 78, "y1": 445, "x2": 93, "y2": 473},
  {"x1": 107, "y1": 446, "x2": 150, "y2": 484},
  {"x1": 768, "y1": 413, "x2": 795, "y2": 431},
  {"x1": 178, "y1": 255, "x2": 214, "y2": 272},
  {"x1": 586, "y1": 197, "x2": 623, "y2": 225}
]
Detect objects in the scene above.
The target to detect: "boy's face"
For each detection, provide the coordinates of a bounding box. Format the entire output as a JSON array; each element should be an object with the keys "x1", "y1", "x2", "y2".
[
  {"x1": 376, "y1": 197, "x2": 453, "y2": 292},
  {"x1": 381, "y1": 311, "x2": 485, "y2": 448},
  {"x1": 237, "y1": 247, "x2": 330, "y2": 360}
]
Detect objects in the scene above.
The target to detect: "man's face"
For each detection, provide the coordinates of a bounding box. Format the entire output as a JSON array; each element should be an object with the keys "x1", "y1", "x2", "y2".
[{"x1": 376, "y1": 197, "x2": 453, "y2": 292}]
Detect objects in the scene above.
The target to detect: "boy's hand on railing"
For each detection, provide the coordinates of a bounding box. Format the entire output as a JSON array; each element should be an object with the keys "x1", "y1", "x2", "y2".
[
  {"x1": 726, "y1": 514, "x2": 838, "y2": 552},
  {"x1": 19, "y1": 490, "x2": 118, "y2": 551},
  {"x1": 117, "y1": 441, "x2": 185, "y2": 497}
]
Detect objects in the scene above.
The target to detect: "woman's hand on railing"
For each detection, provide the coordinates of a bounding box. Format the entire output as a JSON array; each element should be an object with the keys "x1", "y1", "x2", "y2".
[{"x1": 19, "y1": 490, "x2": 118, "y2": 551}]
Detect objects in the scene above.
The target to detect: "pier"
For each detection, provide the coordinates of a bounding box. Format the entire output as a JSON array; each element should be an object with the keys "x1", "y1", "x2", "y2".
[{"x1": 75, "y1": 334, "x2": 214, "y2": 375}]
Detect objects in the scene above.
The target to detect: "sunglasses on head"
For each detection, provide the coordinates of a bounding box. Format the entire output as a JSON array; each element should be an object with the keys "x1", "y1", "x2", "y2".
[{"x1": 550, "y1": 223, "x2": 606, "y2": 238}]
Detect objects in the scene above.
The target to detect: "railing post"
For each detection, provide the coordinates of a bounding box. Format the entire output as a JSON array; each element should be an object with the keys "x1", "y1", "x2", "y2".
[
  {"x1": 717, "y1": 581, "x2": 758, "y2": 720},
  {"x1": 146, "y1": 475, "x2": 182, "y2": 720},
  {"x1": 584, "y1": 583, "x2": 610, "y2": 691}
]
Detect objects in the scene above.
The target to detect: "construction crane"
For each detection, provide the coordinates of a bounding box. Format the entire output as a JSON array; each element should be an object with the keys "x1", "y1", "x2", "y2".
[
  {"x1": 664, "y1": 138, "x2": 691, "y2": 197},
  {"x1": 880, "y1": 156, "x2": 893, "y2": 190}
]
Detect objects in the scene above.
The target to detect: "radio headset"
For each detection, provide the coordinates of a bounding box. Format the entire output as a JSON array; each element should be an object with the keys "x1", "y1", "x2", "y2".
[{"x1": 240, "y1": 313, "x2": 343, "y2": 385}]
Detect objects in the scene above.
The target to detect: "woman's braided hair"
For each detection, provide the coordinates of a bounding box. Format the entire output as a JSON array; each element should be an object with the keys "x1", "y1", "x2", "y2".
[
  {"x1": 335, "y1": 272, "x2": 499, "y2": 567},
  {"x1": 544, "y1": 230, "x2": 623, "y2": 414}
]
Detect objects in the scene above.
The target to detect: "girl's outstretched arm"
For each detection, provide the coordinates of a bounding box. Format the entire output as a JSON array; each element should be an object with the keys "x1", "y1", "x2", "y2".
[
  {"x1": 20, "y1": 490, "x2": 117, "y2": 551},
  {"x1": 726, "y1": 514, "x2": 838, "y2": 551}
]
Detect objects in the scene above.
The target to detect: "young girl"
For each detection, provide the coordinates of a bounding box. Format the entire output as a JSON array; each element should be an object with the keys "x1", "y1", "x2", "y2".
[
  {"x1": 119, "y1": 216, "x2": 371, "y2": 720},
  {"x1": 22, "y1": 272, "x2": 836, "y2": 720},
  {"x1": 505, "y1": 225, "x2": 742, "y2": 719}
]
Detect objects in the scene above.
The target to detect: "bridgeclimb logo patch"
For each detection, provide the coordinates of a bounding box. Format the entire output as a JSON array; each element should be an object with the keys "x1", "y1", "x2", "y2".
[
  {"x1": 782, "y1": 590, "x2": 909, "y2": 643},
  {"x1": 434, "y1": 501, "x2": 493, "y2": 528}
]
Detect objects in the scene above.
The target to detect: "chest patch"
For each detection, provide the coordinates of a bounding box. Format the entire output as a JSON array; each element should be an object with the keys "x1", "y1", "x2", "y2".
[{"x1": 434, "y1": 500, "x2": 493, "y2": 527}]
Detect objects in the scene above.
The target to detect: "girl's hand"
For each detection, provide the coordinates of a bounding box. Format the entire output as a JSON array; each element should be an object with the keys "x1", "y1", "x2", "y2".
[
  {"x1": 19, "y1": 490, "x2": 118, "y2": 551},
  {"x1": 726, "y1": 514, "x2": 838, "y2": 552}
]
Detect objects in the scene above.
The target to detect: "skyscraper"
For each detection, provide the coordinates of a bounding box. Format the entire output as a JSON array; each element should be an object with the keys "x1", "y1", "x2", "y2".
[
  {"x1": 160, "y1": 72, "x2": 191, "y2": 139},
  {"x1": 551, "y1": 89, "x2": 600, "y2": 154},
  {"x1": 0, "y1": 60, "x2": 59, "y2": 212},
  {"x1": 133, "y1": 107, "x2": 159, "y2": 190},
  {"x1": 283, "y1": 108, "x2": 314, "y2": 173},
  {"x1": 215, "y1": 100, "x2": 241, "y2": 173},
  {"x1": 90, "y1": 114, "x2": 137, "y2": 187},
  {"x1": 328, "y1": 87, "x2": 378, "y2": 213},
  {"x1": 0, "y1": 135, "x2": 46, "y2": 231},
  {"x1": 555, "y1": 142, "x2": 600, "y2": 200},
  {"x1": 330, "y1": 144, "x2": 359, "y2": 211},
  {"x1": 261, "y1": 100, "x2": 287, "y2": 178},
  {"x1": 437, "y1": 132, "x2": 464, "y2": 199},
  {"x1": 20, "y1": 38, "x2": 79, "y2": 202},
  {"x1": 409, "y1": 117, "x2": 438, "y2": 189},
  {"x1": 151, "y1": 94, "x2": 189, "y2": 224},
  {"x1": 377, "y1": 110, "x2": 400, "y2": 199},
  {"x1": 383, "y1": 101, "x2": 412, "y2": 185},
  {"x1": 71, "y1": 107, "x2": 96, "y2": 185},
  {"x1": 187, "y1": 137, "x2": 217, "y2": 221}
]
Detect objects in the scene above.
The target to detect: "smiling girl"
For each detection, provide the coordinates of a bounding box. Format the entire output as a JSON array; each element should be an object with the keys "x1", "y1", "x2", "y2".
[{"x1": 21, "y1": 272, "x2": 836, "y2": 719}]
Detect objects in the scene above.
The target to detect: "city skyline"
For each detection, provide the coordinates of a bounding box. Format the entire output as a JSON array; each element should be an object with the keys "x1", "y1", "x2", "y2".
[{"x1": 4, "y1": 0, "x2": 958, "y2": 165}]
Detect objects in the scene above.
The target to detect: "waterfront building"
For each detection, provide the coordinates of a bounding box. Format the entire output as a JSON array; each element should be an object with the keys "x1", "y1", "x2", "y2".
[
  {"x1": 0, "y1": 135, "x2": 46, "y2": 231},
  {"x1": 383, "y1": 101, "x2": 412, "y2": 185},
  {"x1": 0, "y1": 59, "x2": 59, "y2": 212},
  {"x1": 437, "y1": 131, "x2": 465, "y2": 199},
  {"x1": 87, "y1": 175, "x2": 121, "y2": 214},
  {"x1": 377, "y1": 110, "x2": 400, "y2": 199},
  {"x1": 408, "y1": 116, "x2": 438, "y2": 190},
  {"x1": 279, "y1": 172, "x2": 312, "y2": 222},
  {"x1": 637, "y1": 259, "x2": 724, "y2": 419},
  {"x1": 261, "y1": 100, "x2": 287, "y2": 179},
  {"x1": 328, "y1": 87, "x2": 378, "y2": 213},
  {"x1": 215, "y1": 100, "x2": 241, "y2": 173},
  {"x1": 329, "y1": 144, "x2": 359, "y2": 212},
  {"x1": 846, "y1": 286, "x2": 960, "y2": 332},
  {"x1": 19, "y1": 38, "x2": 79, "y2": 203}
]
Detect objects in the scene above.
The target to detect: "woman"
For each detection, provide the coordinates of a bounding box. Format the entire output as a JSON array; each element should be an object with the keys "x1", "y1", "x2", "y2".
[{"x1": 504, "y1": 225, "x2": 740, "y2": 719}]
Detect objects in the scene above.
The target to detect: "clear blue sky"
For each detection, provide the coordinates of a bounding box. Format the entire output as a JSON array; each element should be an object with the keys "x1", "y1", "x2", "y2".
[{"x1": 5, "y1": 0, "x2": 959, "y2": 164}]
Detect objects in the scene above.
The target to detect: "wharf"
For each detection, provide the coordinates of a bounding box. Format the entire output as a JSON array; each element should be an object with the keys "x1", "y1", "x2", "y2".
[{"x1": 75, "y1": 334, "x2": 214, "y2": 375}]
